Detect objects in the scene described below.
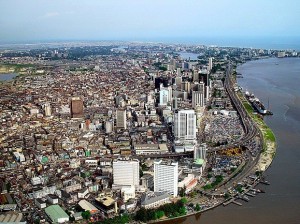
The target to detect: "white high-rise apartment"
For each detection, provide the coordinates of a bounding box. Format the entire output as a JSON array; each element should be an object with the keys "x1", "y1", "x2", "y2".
[
  {"x1": 154, "y1": 160, "x2": 178, "y2": 197},
  {"x1": 113, "y1": 160, "x2": 139, "y2": 187},
  {"x1": 174, "y1": 110, "x2": 196, "y2": 141},
  {"x1": 116, "y1": 109, "x2": 127, "y2": 129}
]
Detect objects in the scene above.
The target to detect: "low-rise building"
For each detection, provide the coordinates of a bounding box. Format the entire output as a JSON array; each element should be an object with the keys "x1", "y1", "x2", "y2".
[
  {"x1": 35, "y1": 198, "x2": 47, "y2": 209},
  {"x1": 45, "y1": 205, "x2": 69, "y2": 224},
  {"x1": 47, "y1": 194, "x2": 59, "y2": 204},
  {"x1": 134, "y1": 144, "x2": 168, "y2": 155},
  {"x1": 78, "y1": 188, "x2": 89, "y2": 199},
  {"x1": 78, "y1": 199, "x2": 99, "y2": 214},
  {"x1": 141, "y1": 192, "x2": 170, "y2": 209}
]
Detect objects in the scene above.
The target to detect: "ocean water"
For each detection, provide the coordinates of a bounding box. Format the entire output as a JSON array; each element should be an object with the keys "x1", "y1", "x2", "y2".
[
  {"x1": 160, "y1": 57, "x2": 300, "y2": 224},
  {"x1": 140, "y1": 36, "x2": 300, "y2": 50}
]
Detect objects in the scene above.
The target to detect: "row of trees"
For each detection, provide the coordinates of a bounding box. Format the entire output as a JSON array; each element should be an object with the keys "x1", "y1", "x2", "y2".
[
  {"x1": 96, "y1": 214, "x2": 130, "y2": 224},
  {"x1": 203, "y1": 175, "x2": 224, "y2": 190},
  {"x1": 135, "y1": 208, "x2": 165, "y2": 222}
]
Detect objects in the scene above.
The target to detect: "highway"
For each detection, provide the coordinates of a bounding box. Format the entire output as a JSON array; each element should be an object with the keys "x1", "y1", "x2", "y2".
[
  {"x1": 207, "y1": 64, "x2": 264, "y2": 195},
  {"x1": 207, "y1": 64, "x2": 260, "y2": 153}
]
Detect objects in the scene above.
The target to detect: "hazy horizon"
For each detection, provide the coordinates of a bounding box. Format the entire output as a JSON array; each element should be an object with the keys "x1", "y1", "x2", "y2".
[{"x1": 1, "y1": 0, "x2": 300, "y2": 47}]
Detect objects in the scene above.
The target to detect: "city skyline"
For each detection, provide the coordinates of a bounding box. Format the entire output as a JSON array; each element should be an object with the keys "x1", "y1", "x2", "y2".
[{"x1": 0, "y1": 0, "x2": 300, "y2": 45}]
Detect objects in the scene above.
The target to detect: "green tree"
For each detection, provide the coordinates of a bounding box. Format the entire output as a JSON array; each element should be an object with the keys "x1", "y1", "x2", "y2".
[
  {"x1": 135, "y1": 207, "x2": 147, "y2": 222},
  {"x1": 179, "y1": 185, "x2": 186, "y2": 197},
  {"x1": 179, "y1": 206, "x2": 186, "y2": 215},
  {"x1": 224, "y1": 193, "x2": 230, "y2": 199},
  {"x1": 156, "y1": 210, "x2": 164, "y2": 219},
  {"x1": 181, "y1": 197, "x2": 188, "y2": 204},
  {"x1": 159, "y1": 66, "x2": 167, "y2": 71},
  {"x1": 195, "y1": 203, "x2": 201, "y2": 211},
  {"x1": 81, "y1": 210, "x2": 91, "y2": 220}
]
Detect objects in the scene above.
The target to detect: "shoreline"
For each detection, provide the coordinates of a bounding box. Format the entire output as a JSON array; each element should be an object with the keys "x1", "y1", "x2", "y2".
[{"x1": 152, "y1": 59, "x2": 277, "y2": 224}]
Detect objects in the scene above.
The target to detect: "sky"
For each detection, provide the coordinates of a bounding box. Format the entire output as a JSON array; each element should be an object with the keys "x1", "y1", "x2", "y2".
[{"x1": 0, "y1": 0, "x2": 300, "y2": 44}]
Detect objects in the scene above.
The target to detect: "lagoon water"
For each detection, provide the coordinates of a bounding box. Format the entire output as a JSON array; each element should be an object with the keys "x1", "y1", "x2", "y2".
[
  {"x1": 160, "y1": 57, "x2": 300, "y2": 224},
  {"x1": 178, "y1": 52, "x2": 199, "y2": 60},
  {"x1": 0, "y1": 73, "x2": 18, "y2": 81}
]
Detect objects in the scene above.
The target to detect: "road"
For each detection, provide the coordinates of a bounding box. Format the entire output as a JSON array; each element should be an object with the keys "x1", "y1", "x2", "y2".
[
  {"x1": 208, "y1": 64, "x2": 260, "y2": 153},
  {"x1": 207, "y1": 64, "x2": 264, "y2": 194}
]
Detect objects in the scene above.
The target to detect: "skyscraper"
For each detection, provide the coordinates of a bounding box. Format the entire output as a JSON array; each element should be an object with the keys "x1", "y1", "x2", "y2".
[
  {"x1": 194, "y1": 143, "x2": 207, "y2": 160},
  {"x1": 172, "y1": 97, "x2": 178, "y2": 110},
  {"x1": 159, "y1": 86, "x2": 172, "y2": 106},
  {"x1": 208, "y1": 57, "x2": 213, "y2": 71},
  {"x1": 175, "y1": 76, "x2": 182, "y2": 87},
  {"x1": 70, "y1": 97, "x2": 84, "y2": 118},
  {"x1": 43, "y1": 103, "x2": 52, "y2": 117},
  {"x1": 154, "y1": 160, "x2": 178, "y2": 197},
  {"x1": 159, "y1": 88, "x2": 169, "y2": 106},
  {"x1": 113, "y1": 160, "x2": 140, "y2": 187},
  {"x1": 116, "y1": 110, "x2": 127, "y2": 129},
  {"x1": 174, "y1": 110, "x2": 196, "y2": 141},
  {"x1": 181, "y1": 81, "x2": 191, "y2": 94},
  {"x1": 192, "y1": 82, "x2": 205, "y2": 108}
]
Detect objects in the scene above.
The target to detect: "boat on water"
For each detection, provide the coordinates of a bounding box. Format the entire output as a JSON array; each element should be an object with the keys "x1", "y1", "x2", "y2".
[
  {"x1": 245, "y1": 91, "x2": 273, "y2": 115},
  {"x1": 260, "y1": 180, "x2": 270, "y2": 185}
]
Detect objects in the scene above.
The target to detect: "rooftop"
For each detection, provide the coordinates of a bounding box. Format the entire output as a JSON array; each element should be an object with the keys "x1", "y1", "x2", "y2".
[{"x1": 45, "y1": 205, "x2": 69, "y2": 221}]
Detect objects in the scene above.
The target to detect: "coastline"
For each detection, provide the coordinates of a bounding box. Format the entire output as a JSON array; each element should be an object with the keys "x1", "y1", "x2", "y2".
[{"x1": 152, "y1": 59, "x2": 277, "y2": 224}]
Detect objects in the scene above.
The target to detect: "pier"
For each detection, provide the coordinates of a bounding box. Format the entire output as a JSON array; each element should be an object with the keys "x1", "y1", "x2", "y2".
[{"x1": 232, "y1": 200, "x2": 243, "y2": 206}]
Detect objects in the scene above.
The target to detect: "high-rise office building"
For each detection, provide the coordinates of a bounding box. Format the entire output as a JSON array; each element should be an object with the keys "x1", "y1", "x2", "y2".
[
  {"x1": 208, "y1": 57, "x2": 213, "y2": 71},
  {"x1": 113, "y1": 160, "x2": 139, "y2": 187},
  {"x1": 43, "y1": 103, "x2": 52, "y2": 117},
  {"x1": 159, "y1": 89, "x2": 168, "y2": 106},
  {"x1": 192, "y1": 82, "x2": 205, "y2": 108},
  {"x1": 192, "y1": 91, "x2": 204, "y2": 108},
  {"x1": 206, "y1": 85, "x2": 210, "y2": 101},
  {"x1": 174, "y1": 110, "x2": 196, "y2": 141},
  {"x1": 154, "y1": 160, "x2": 178, "y2": 197},
  {"x1": 182, "y1": 62, "x2": 189, "y2": 70},
  {"x1": 181, "y1": 81, "x2": 191, "y2": 93},
  {"x1": 159, "y1": 86, "x2": 172, "y2": 106},
  {"x1": 116, "y1": 110, "x2": 127, "y2": 129},
  {"x1": 172, "y1": 97, "x2": 178, "y2": 110},
  {"x1": 175, "y1": 76, "x2": 182, "y2": 87},
  {"x1": 177, "y1": 68, "x2": 181, "y2": 76},
  {"x1": 193, "y1": 70, "x2": 199, "y2": 82},
  {"x1": 194, "y1": 143, "x2": 207, "y2": 160},
  {"x1": 70, "y1": 97, "x2": 84, "y2": 118}
]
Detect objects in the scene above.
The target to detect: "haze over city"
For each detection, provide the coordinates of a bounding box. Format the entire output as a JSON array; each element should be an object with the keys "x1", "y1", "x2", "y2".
[{"x1": 1, "y1": 0, "x2": 300, "y2": 46}]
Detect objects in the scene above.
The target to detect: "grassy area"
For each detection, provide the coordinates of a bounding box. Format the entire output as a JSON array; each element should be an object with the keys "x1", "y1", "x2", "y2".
[
  {"x1": 236, "y1": 87, "x2": 276, "y2": 171},
  {"x1": 265, "y1": 129, "x2": 276, "y2": 142},
  {"x1": 243, "y1": 102, "x2": 254, "y2": 114}
]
